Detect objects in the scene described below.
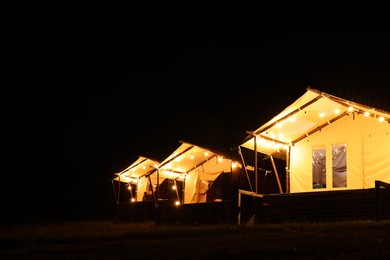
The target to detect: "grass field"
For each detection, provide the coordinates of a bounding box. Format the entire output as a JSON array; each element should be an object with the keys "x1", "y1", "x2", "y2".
[{"x1": 1, "y1": 219, "x2": 389, "y2": 259}]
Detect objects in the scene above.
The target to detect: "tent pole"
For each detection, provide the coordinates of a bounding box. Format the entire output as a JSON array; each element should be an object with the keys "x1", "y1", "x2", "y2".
[
  {"x1": 128, "y1": 182, "x2": 132, "y2": 202},
  {"x1": 182, "y1": 174, "x2": 186, "y2": 204},
  {"x1": 270, "y1": 156, "x2": 283, "y2": 193},
  {"x1": 173, "y1": 179, "x2": 180, "y2": 203},
  {"x1": 238, "y1": 146, "x2": 253, "y2": 192},
  {"x1": 117, "y1": 175, "x2": 121, "y2": 203},
  {"x1": 286, "y1": 146, "x2": 290, "y2": 193},
  {"x1": 238, "y1": 190, "x2": 242, "y2": 225},
  {"x1": 156, "y1": 169, "x2": 160, "y2": 205},
  {"x1": 254, "y1": 136, "x2": 258, "y2": 194},
  {"x1": 148, "y1": 176, "x2": 157, "y2": 208}
]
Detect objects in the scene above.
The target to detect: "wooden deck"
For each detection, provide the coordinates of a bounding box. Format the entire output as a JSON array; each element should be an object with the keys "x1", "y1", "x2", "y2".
[
  {"x1": 113, "y1": 181, "x2": 390, "y2": 225},
  {"x1": 243, "y1": 181, "x2": 390, "y2": 224}
]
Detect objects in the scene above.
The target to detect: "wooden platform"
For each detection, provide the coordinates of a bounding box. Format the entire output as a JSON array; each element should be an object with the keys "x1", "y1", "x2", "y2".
[
  {"x1": 113, "y1": 181, "x2": 390, "y2": 225},
  {"x1": 243, "y1": 182, "x2": 390, "y2": 224}
]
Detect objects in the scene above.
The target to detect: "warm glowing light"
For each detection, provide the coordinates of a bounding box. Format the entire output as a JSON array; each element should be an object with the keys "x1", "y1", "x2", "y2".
[
  {"x1": 218, "y1": 156, "x2": 223, "y2": 162},
  {"x1": 289, "y1": 116, "x2": 296, "y2": 122},
  {"x1": 319, "y1": 112, "x2": 325, "y2": 118},
  {"x1": 142, "y1": 166, "x2": 146, "y2": 170},
  {"x1": 172, "y1": 185, "x2": 177, "y2": 190},
  {"x1": 334, "y1": 108, "x2": 340, "y2": 114},
  {"x1": 175, "y1": 201, "x2": 180, "y2": 206},
  {"x1": 190, "y1": 154, "x2": 195, "y2": 159},
  {"x1": 128, "y1": 186, "x2": 131, "y2": 190},
  {"x1": 276, "y1": 122, "x2": 282, "y2": 128},
  {"x1": 348, "y1": 107, "x2": 354, "y2": 112},
  {"x1": 131, "y1": 198, "x2": 135, "y2": 202},
  {"x1": 378, "y1": 116, "x2": 385, "y2": 122},
  {"x1": 231, "y1": 162, "x2": 237, "y2": 168},
  {"x1": 364, "y1": 111, "x2": 370, "y2": 117},
  {"x1": 204, "y1": 151, "x2": 209, "y2": 156}
]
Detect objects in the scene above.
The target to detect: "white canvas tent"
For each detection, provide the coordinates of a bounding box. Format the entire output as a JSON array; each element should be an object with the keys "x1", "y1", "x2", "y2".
[
  {"x1": 113, "y1": 156, "x2": 160, "y2": 202},
  {"x1": 150, "y1": 140, "x2": 241, "y2": 204},
  {"x1": 113, "y1": 141, "x2": 242, "y2": 204},
  {"x1": 240, "y1": 87, "x2": 390, "y2": 193}
]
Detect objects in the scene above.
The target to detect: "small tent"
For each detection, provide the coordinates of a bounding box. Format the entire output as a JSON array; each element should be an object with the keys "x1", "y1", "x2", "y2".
[
  {"x1": 149, "y1": 140, "x2": 242, "y2": 204},
  {"x1": 240, "y1": 87, "x2": 390, "y2": 193},
  {"x1": 112, "y1": 156, "x2": 161, "y2": 202}
]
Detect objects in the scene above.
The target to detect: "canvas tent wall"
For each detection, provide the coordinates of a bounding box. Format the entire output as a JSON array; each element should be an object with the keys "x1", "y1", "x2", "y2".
[
  {"x1": 149, "y1": 140, "x2": 242, "y2": 204},
  {"x1": 112, "y1": 156, "x2": 161, "y2": 202},
  {"x1": 240, "y1": 87, "x2": 390, "y2": 193}
]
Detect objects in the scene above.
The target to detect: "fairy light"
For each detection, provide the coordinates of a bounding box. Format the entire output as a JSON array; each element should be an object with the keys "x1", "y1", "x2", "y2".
[{"x1": 231, "y1": 162, "x2": 237, "y2": 168}]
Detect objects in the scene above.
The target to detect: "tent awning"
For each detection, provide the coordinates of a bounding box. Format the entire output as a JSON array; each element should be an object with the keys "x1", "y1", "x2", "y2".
[
  {"x1": 153, "y1": 140, "x2": 241, "y2": 182},
  {"x1": 113, "y1": 156, "x2": 160, "y2": 183}
]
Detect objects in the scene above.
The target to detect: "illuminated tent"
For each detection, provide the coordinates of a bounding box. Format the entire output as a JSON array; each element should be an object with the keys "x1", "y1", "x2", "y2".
[
  {"x1": 113, "y1": 156, "x2": 160, "y2": 202},
  {"x1": 240, "y1": 87, "x2": 390, "y2": 193},
  {"x1": 113, "y1": 141, "x2": 242, "y2": 204},
  {"x1": 149, "y1": 140, "x2": 241, "y2": 204}
]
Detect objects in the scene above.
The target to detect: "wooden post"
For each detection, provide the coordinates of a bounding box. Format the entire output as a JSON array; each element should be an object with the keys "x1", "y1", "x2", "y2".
[{"x1": 270, "y1": 156, "x2": 283, "y2": 193}]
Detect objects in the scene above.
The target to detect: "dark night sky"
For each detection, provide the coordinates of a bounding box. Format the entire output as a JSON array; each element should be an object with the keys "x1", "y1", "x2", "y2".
[{"x1": 3, "y1": 3, "x2": 389, "y2": 223}]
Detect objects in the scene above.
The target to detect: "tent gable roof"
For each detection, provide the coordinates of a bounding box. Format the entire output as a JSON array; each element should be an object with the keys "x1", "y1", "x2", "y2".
[
  {"x1": 241, "y1": 87, "x2": 390, "y2": 159},
  {"x1": 156, "y1": 140, "x2": 241, "y2": 180},
  {"x1": 113, "y1": 156, "x2": 160, "y2": 182}
]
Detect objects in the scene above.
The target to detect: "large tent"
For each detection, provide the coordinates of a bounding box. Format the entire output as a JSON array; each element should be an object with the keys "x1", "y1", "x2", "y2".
[{"x1": 240, "y1": 87, "x2": 390, "y2": 193}]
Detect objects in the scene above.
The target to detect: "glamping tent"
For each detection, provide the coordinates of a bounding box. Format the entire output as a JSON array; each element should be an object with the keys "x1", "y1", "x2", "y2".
[
  {"x1": 113, "y1": 141, "x2": 242, "y2": 205},
  {"x1": 240, "y1": 87, "x2": 390, "y2": 193},
  {"x1": 147, "y1": 140, "x2": 242, "y2": 204},
  {"x1": 112, "y1": 156, "x2": 160, "y2": 203}
]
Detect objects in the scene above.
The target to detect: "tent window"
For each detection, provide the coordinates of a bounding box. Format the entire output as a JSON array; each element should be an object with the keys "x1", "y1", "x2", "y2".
[
  {"x1": 332, "y1": 144, "x2": 347, "y2": 188},
  {"x1": 312, "y1": 146, "x2": 326, "y2": 189}
]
